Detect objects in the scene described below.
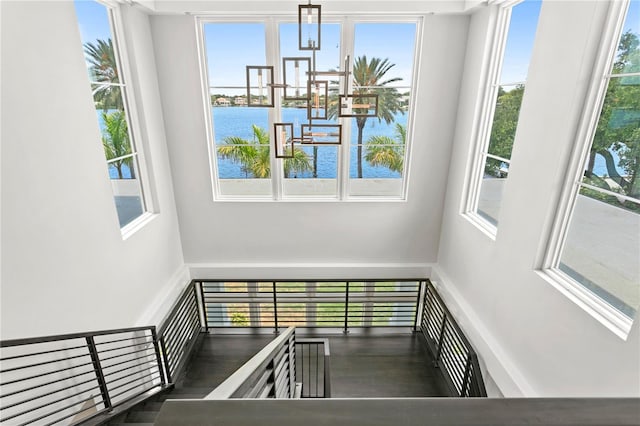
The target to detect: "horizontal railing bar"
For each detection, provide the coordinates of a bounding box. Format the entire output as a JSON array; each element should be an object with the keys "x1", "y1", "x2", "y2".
[
  {"x1": 0, "y1": 376, "x2": 98, "y2": 410},
  {"x1": 0, "y1": 369, "x2": 96, "y2": 398},
  {"x1": 424, "y1": 282, "x2": 477, "y2": 355},
  {"x1": 160, "y1": 294, "x2": 198, "y2": 338},
  {"x1": 196, "y1": 279, "x2": 425, "y2": 283},
  {"x1": 99, "y1": 346, "x2": 155, "y2": 362},
  {"x1": 0, "y1": 360, "x2": 95, "y2": 386},
  {"x1": 95, "y1": 341, "x2": 154, "y2": 356},
  {"x1": 0, "y1": 343, "x2": 88, "y2": 361},
  {"x1": 109, "y1": 376, "x2": 161, "y2": 401},
  {"x1": 96, "y1": 334, "x2": 153, "y2": 352},
  {"x1": 106, "y1": 369, "x2": 160, "y2": 391},
  {"x1": 158, "y1": 282, "x2": 196, "y2": 336},
  {"x1": 163, "y1": 320, "x2": 199, "y2": 365},
  {"x1": 12, "y1": 392, "x2": 97, "y2": 426},
  {"x1": 40, "y1": 399, "x2": 103, "y2": 426},
  {"x1": 101, "y1": 352, "x2": 157, "y2": 371},
  {"x1": 1, "y1": 383, "x2": 102, "y2": 422},
  {"x1": 0, "y1": 351, "x2": 91, "y2": 373},
  {"x1": 0, "y1": 326, "x2": 156, "y2": 348},
  {"x1": 103, "y1": 360, "x2": 159, "y2": 381},
  {"x1": 164, "y1": 317, "x2": 200, "y2": 366}
]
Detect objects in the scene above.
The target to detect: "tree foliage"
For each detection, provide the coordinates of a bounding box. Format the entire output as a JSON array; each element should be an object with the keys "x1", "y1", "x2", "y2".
[
  {"x1": 84, "y1": 38, "x2": 123, "y2": 111},
  {"x1": 101, "y1": 110, "x2": 134, "y2": 179},
  {"x1": 364, "y1": 123, "x2": 406, "y2": 173},
  {"x1": 587, "y1": 30, "x2": 640, "y2": 204},
  {"x1": 218, "y1": 125, "x2": 312, "y2": 178},
  {"x1": 328, "y1": 56, "x2": 405, "y2": 178}
]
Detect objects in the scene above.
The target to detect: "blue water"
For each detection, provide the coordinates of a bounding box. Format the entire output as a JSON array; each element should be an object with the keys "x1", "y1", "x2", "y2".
[{"x1": 212, "y1": 107, "x2": 407, "y2": 179}]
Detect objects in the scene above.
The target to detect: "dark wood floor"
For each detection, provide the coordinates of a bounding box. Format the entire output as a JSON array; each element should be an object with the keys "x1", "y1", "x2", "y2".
[{"x1": 177, "y1": 331, "x2": 450, "y2": 398}]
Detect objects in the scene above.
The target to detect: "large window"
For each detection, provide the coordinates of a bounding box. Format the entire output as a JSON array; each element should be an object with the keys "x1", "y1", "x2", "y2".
[
  {"x1": 543, "y1": 1, "x2": 639, "y2": 337},
  {"x1": 198, "y1": 17, "x2": 418, "y2": 200},
  {"x1": 75, "y1": 1, "x2": 150, "y2": 230},
  {"x1": 464, "y1": 0, "x2": 541, "y2": 231}
]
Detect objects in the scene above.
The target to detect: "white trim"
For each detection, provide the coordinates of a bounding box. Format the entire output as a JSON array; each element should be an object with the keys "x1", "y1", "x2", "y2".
[
  {"x1": 461, "y1": 0, "x2": 536, "y2": 235},
  {"x1": 134, "y1": 265, "x2": 192, "y2": 327},
  {"x1": 187, "y1": 262, "x2": 432, "y2": 281},
  {"x1": 121, "y1": 211, "x2": 157, "y2": 240},
  {"x1": 461, "y1": 2, "x2": 510, "y2": 227},
  {"x1": 536, "y1": 269, "x2": 632, "y2": 340},
  {"x1": 539, "y1": 0, "x2": 635, "y2": 334},
  {"x1": 195, "y1": 15, "x2": 419, "y2": 202},
  {"x1": 195, "y1": 16, "x2": 222, "y2": 201},
  {"x1": 430, "y1": 265, "x2": 536, "y2": 397},
  {"x1": 87, "y1": 1, "x2": 155, "y2": 233}
]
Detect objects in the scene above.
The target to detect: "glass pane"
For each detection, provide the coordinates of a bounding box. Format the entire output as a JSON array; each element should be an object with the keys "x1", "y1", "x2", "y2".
[
  {"x1": 204, "y1": 23, "x2": 273, "y2": 197},
  {"x1": 109, "y1": 156, "x2": 145, "y2": 228},
  {"x1": 74, "y1": 1, "x2": 120, "y2": 84},
  {"x1": 349, "y1": 23, "x2": 415, "y2": 196},
  {"x1": 283, "y1": 146, "x2": 337, "y2": 196},
  {"x1": 498, "y1": 0, "x2": 541, "y2": 84},
  {"x1": 487, "y1": 84, "x2": 525, "y2": 160},
  {"x1": 581, "y1": 80, "x2": 640, "y2": 210},
  {"x1": 611, "y1": 1, "x2": 640, "y2": 76},
  {"x1": 478, "y1": 158, "x2": 509, "y2": 226},
  {"x1": 559, "y1": 195, "x2": 640, "y2": 318}
]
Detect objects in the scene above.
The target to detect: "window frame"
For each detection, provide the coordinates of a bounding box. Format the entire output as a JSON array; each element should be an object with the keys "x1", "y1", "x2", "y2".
[
  {"x1": 539, "y1": 0, "x2": 635, "y2": 339},
  {"x1": 462, "y1": 0, "x2": 529, "y2": 238},
  {"x1": 195, "y1": 14, "x2": 422, "y2": 202},
  {"x1": 78, "y1": 0, "x2": 156, "y2": 237}
]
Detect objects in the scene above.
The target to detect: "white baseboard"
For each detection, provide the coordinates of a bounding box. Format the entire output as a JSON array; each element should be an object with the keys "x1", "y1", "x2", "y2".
[
  {"x1": 187, "y1": 262, "x2": 433, "y2": 281},
  {"x1": 135, "y1": 265, "x2": 191, "y2": 328},
  {"x1": 431, "y1": 265, "x2": 536, "y2": 397}
]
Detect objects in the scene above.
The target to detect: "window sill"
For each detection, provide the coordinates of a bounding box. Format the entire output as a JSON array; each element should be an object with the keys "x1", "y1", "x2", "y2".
[
  {"x1": 121, "y1": 212, "x2": 157, "y2": 240},
  {"x1": 461, "y1": 211, "x2": 497, "y2": 241},
  {"x1": 536, "y1": 268, "x2": 633, "y2": 340}
]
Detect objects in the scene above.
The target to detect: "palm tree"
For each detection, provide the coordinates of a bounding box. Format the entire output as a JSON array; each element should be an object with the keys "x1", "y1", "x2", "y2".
[
  {"x1": 364, "y1": 123, "x2": 406, "y2": 173},
  {"x1": 84, "y1": 38, "x2": 123, "y2": 111},
  {"x1": 350, "y1": 56, "x2": 404, "y2": 178},
  {"x1": 102, "y1": 111, "x2": 134, "y2": 179},
  {"x1": 218, "y1": 125, "x2": 312, "y2": 178}
]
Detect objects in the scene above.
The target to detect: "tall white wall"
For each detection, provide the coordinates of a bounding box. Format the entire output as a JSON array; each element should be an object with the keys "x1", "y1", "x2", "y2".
[
  {"x1": 0, "y1": 1, "x2": 186, "y2": 339},
  {"x1": 151, "y1": 12, "x2": 469, "y2": 280},
  {"x1": 438, "y1": 1, "x2": 640, "y2": 396}
]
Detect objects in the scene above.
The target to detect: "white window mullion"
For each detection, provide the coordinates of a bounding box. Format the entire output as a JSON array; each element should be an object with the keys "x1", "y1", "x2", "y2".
[
  {"x1": 266, "y1": 17, "x2": 283, "y2": 200},
  {"x1": 340, "y1": 18, "x2": 355, "y2": 200}
]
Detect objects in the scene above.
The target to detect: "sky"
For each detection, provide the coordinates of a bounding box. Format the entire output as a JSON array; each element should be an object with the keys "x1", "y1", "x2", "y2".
[
  {"x1": 74, "y1": 0, "x2": 112, "y2": 47},
  {"x1": 205, "y1": 21, "x2": 416, "y2": 92},
  {"x1": 73, "y1": 0, "x2": 638, "y2": 92}
]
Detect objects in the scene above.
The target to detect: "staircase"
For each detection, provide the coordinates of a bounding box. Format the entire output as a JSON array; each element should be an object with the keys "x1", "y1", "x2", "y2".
[{"x1": 106, "y1": 386, "x2": 210, "y2": 425}]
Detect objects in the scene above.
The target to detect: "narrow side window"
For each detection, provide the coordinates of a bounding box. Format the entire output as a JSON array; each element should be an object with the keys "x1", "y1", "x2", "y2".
[
  {"x1": 464, "y1": 0, "x2": 541, "y2": 233},
  {"x1": 75, "y1": 1, "x2": 150, "y2": 230}
]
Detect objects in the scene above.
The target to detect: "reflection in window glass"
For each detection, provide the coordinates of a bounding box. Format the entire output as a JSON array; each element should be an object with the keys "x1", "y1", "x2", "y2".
[
  {"x1": 75, "y1": 1, "x2": 146, "y2": 228},
  {"x1": 558, "y1": 2, "x2": 640, "y2": 319},
  {"x1": 350, "y1": 23, "x2": 416, "y2": 197},
  {"x1": 474, "y1": 0, "x2": 541, "y2": 226}
]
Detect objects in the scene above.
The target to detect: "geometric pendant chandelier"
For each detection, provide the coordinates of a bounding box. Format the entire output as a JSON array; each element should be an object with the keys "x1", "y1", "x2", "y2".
[{"x1": 246, "y1": 1, "x2": 379, "y2": 158}]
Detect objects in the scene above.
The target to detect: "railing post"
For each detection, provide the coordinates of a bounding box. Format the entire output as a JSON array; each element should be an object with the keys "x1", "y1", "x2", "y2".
[
  {"x1": 343, "y1": 282, "x2": 350, "y2": 334},
  {"x1": 273, "y1": 282, "x2": 279, "y2": 334},
  {"x1": 460, "y1": 357, "x2": 472, "y2": 397},
  {"x1": 323, "y1": 341, "x2": 331, "y2": 398},
  {"x1": 412, "y1": 280, "x2": 425, "y2": 332},
  {"x1": 151, "y1": 328, "x2": 167, "y2": 386},
  {"x1": 197, "y1": 281, "x2": 208, "y2": 333},
  {"x1": 159, "y1": 335, "x2": 173, "y2": 384},
  {"x1": 434, "y1": 316, "x2": 447, "y2": 367},
  {"x1": 86, "y1": 336, "x2": 112, "y2": 410}
]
